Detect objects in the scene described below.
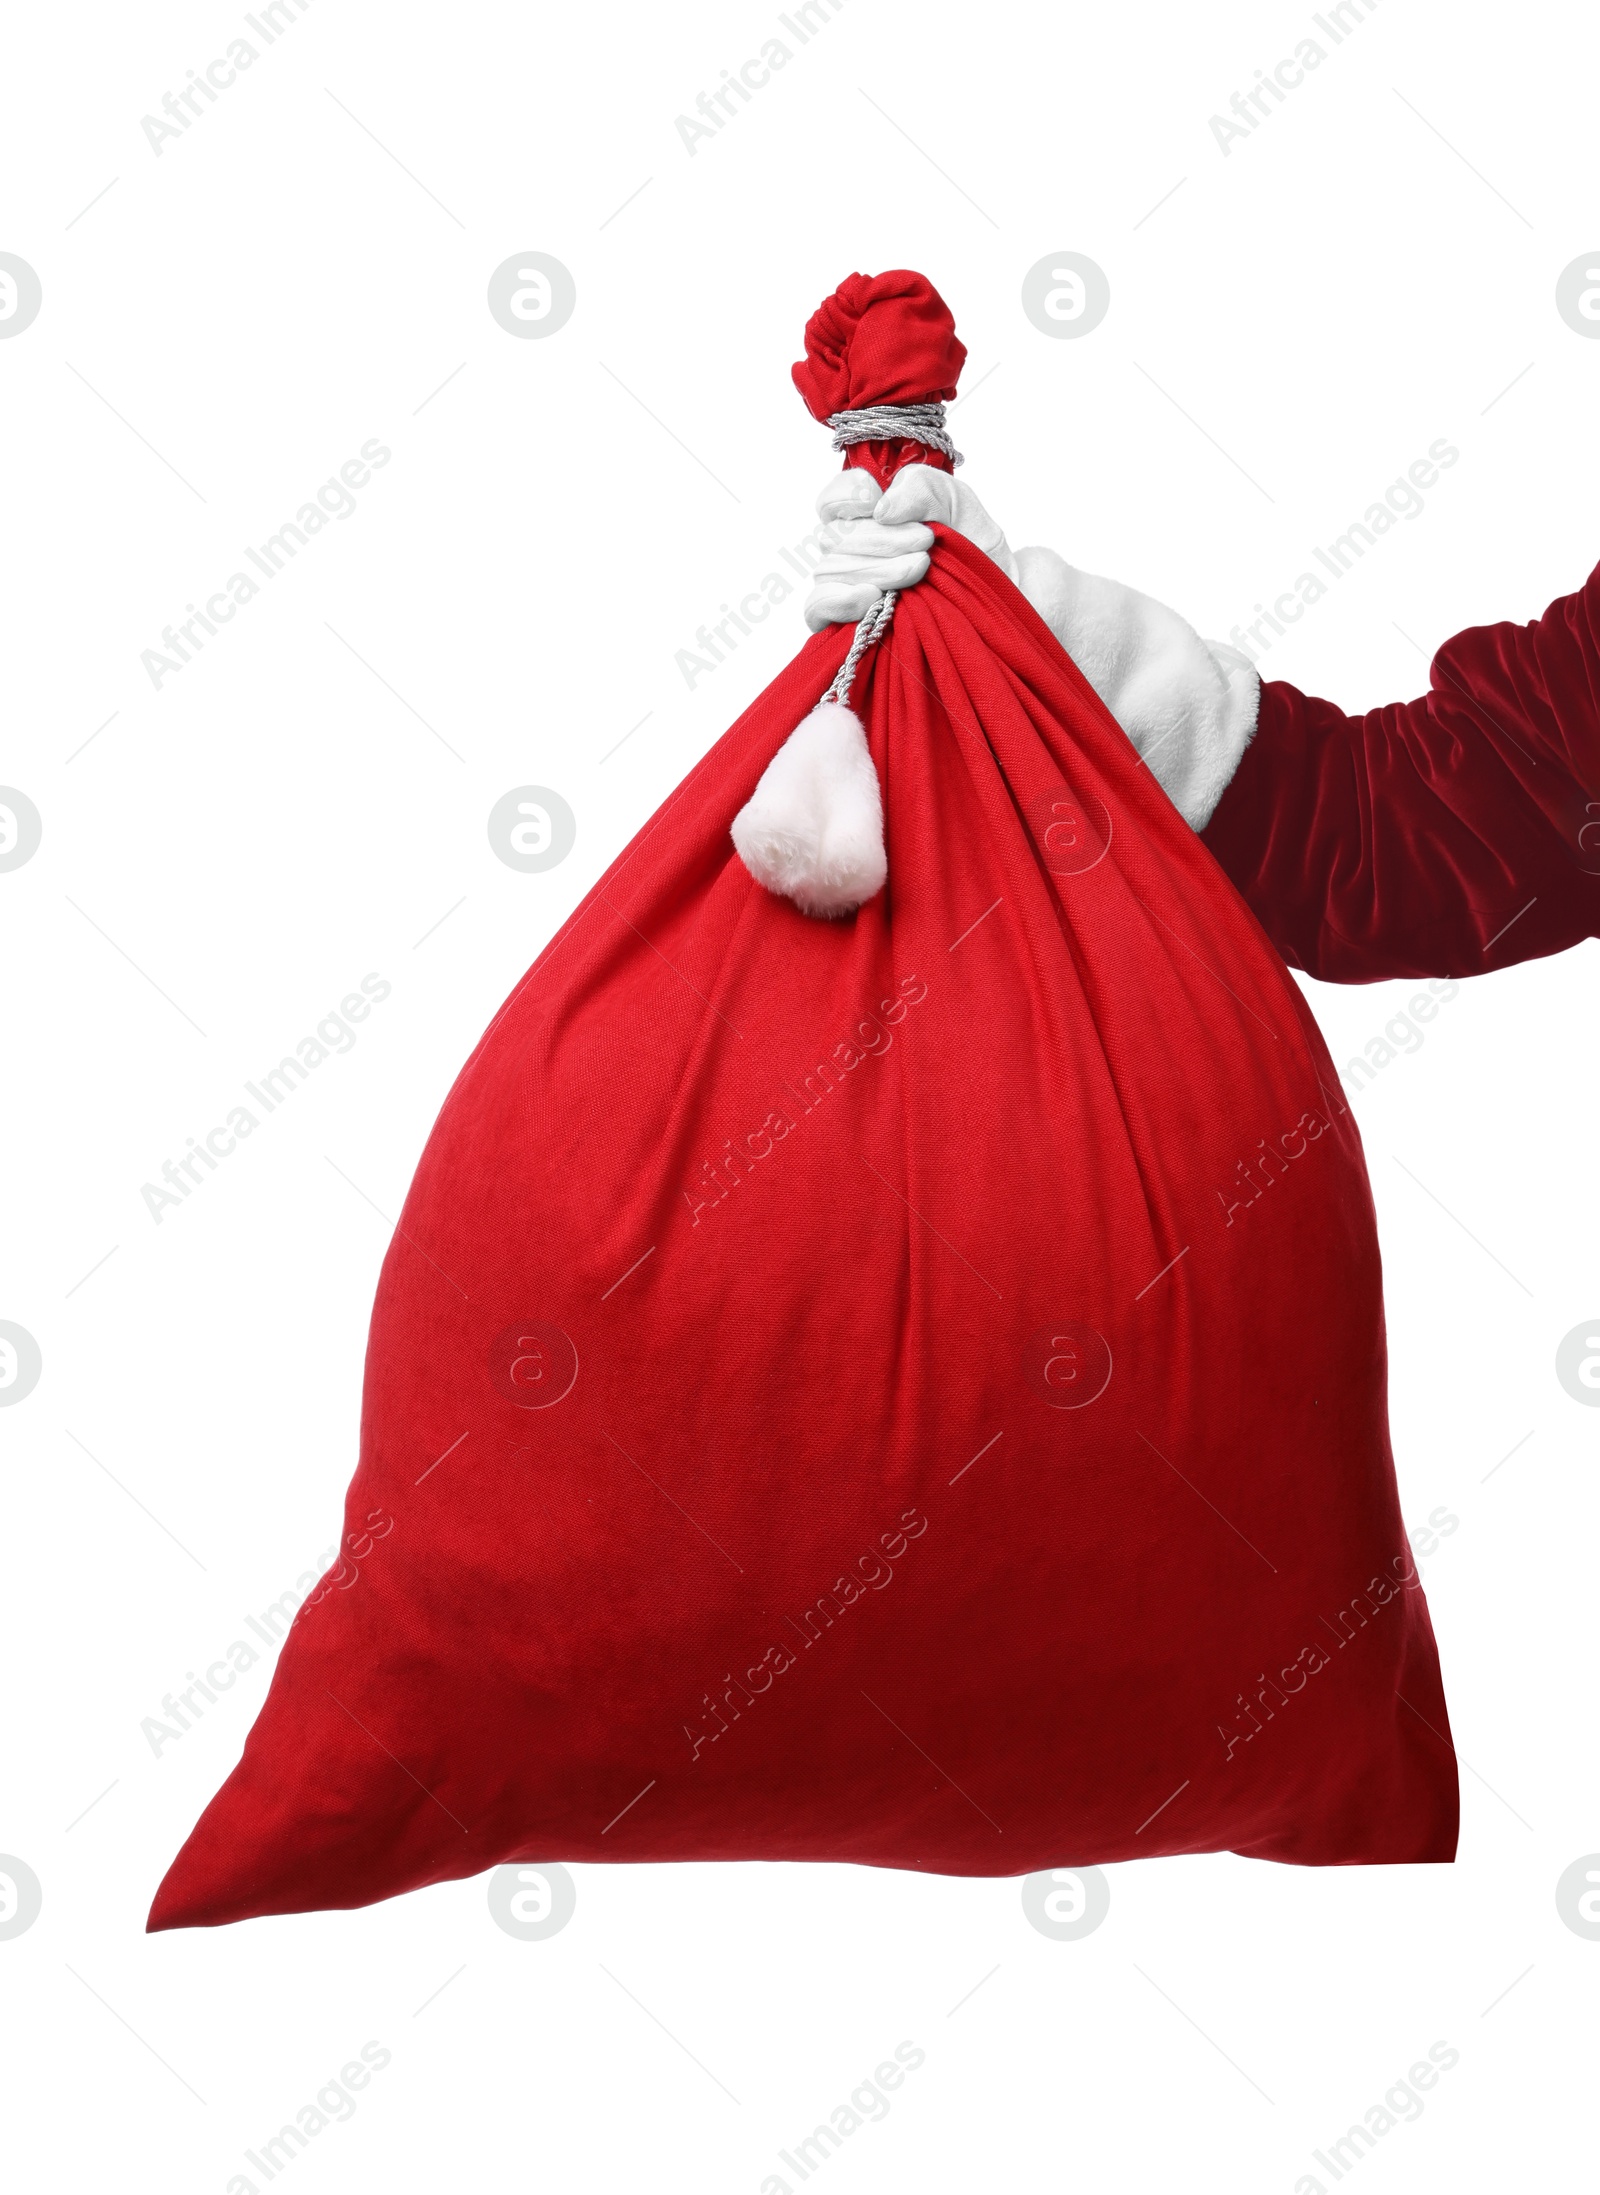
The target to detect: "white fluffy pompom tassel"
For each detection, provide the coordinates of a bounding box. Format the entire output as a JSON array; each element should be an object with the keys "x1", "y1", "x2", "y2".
[{"x1": 731, "y1": 698, "x2": 887, "y2": 918}]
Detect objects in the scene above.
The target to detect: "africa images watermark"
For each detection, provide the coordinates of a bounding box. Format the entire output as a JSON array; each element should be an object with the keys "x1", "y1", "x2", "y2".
[
  {"x1": 674, "y1": 0, "x2": 843, "y2": 156},
  {"x1": 1215, "y1": 1545, "x2": 1421, "y2": 1761},
  {"x1": 1338, "y1": 978, "x2": 1461, "y2": 1096},
  {"x1": 676, "y1": 512, "x2": 851, "y2": 689},
  {"x1": 140, "y1": 1540, "x2": 339, "y2": 1757},
  {"x1": 1208, "y1": 0, "x2": 1380, "y2": 157},
  {"x1": 682, "y1": 1505, "x2": 929, "y2": 1761},
  {"x1": 140, "y1": 972, "x2": 392, "y2": 1222},
  {"x1": 1225, "y1": 438, "x2": 1459, "y2": 667},
  {"x1": 141, "y1": 0, "x2": 312, "y2": 156},
  {"x1": 1298, "y1": 2041, "x2": 1459, "y2": 2192},
  {"x1": 682, "y1": 975, "x2": 930, "y2": 1227},
  {"x1": 142, "y1": 1510, "x2": 395, "y2": 1758},
  {"x1": 1214, "y1": 1103, "x2": 1339, "y2": 1228},
  {"x1": 229, "y1": 2040, "x2": 392, "y2": 2194},
  {"x1": 140, "y1": 439, "x2": 391, "y2": 691},
  {"x1": 763, "y1": 2040, "x2": 926, "y2": 2193}
]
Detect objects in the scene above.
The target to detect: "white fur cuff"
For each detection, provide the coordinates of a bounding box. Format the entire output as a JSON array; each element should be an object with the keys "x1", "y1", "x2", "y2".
[{"x1": 1012, "y1": 546, "x2": 1259, "y2": 831}]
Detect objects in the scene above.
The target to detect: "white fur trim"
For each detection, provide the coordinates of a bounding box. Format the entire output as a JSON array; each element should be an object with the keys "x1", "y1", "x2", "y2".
[
  {"x1": 1012, "y1": 547, "x2": 1259, "y2": 830},
  {"x1": 731, "y1": 698, "x2": 887, "y2": 917}
]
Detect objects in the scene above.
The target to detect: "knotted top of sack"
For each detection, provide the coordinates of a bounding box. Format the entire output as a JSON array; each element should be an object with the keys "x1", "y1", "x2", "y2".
[{"x1": 792, "y1": 269, "x2": 967, "y2": 485}]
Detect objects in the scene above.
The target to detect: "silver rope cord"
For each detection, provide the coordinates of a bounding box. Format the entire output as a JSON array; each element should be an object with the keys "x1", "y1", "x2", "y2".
[
  {"x1": 825, "y1": 587, "x2": 898, "y2": 708},
  {"x1": 818, "y1": 402, "x2": 958, "y2": 707},
  {"x1": 827, "y1": 401, "x2": 963, "y2": 469}
]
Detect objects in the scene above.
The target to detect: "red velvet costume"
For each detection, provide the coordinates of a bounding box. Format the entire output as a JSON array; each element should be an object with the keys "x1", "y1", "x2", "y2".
[{"x1": 1206, "y1": 573, "x2": 1600, "y2": 978}]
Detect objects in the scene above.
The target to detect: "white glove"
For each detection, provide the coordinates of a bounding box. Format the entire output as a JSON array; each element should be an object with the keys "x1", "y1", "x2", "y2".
[
  {"x1": 803, "y1": 470, "x2": 936, "y2": 632},
  {"x1": 800, "y1": 465, "x2": 1258, "y2": 832},
  {"x1": 804, "y1": 465, "x2": 1021, "y2": 631},
  {"x1": 876, "y1": 464, "x2": 1023, "y2": 583}
]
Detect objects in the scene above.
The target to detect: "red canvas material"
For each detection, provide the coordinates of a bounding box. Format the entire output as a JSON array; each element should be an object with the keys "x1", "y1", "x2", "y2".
[{"x1": 150, "y1": 278, "x2": 1459, "y2": 1931}]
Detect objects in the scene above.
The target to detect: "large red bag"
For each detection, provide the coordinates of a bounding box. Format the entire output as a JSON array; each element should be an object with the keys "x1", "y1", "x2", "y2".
[{"x1": 151, "y1": 273, "x2": 1456, "y2": 1930}]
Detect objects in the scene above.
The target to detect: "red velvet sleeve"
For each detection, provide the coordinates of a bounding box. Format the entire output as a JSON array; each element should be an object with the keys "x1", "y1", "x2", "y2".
[{"x1": 1200, "y1": 562, "x2": 1600, "y2": 981}]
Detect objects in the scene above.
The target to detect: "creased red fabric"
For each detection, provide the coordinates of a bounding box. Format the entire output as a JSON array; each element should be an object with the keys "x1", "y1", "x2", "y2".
[
  {"x1": 792, "y1": 268, "x2": 967, "y2": 419},
  {"x1": 794, "y1": 270, "x2": 964, "y2": 484},
  {"x1": 149, "y1": 525, "x2": 1456, "y2": 1931},
  {"x1": 840, "y1": 437, "x2": 955, "y2": 485},
  {"x1": 1204, "y1": 566, "x2": 1600, "y2": 980}
]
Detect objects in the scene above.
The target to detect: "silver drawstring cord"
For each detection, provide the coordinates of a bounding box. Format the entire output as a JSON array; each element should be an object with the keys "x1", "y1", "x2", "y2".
[{"x1": 824, "y1": 587, "x2": 898, "y2": 707}]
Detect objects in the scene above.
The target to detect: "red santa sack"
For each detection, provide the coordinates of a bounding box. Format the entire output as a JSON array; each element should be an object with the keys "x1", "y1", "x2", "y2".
[{"x1": 151, "y1": 272, "x2": 1456, "y2": 1930}]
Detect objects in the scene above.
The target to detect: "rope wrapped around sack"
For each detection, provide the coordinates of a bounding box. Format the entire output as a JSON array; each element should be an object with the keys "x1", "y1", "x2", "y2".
[
  {"x1": 828, "y1": 400, "x2": 964, "y2": 470},
  {"x1": 820, "y1": 398, "x2": 960, "y2": 700}
]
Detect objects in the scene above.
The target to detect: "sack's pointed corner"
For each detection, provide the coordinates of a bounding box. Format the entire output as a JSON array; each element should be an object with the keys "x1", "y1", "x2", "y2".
[
  {"x1": 145, "y1": 1867, "x2": 198, "y2": 1933},
  {"x1": 143, "y1": 1771, "x2": 313, "y2": 1933},
  {"x1": 144, "y1": 1672, "x2": 471, "y2": 1931},
  {"x1": 146, "y1": 1822, "x2": 242, "y2": 1933},
  {"x1": 731, "y1": 697, "x2": 886, "y2": 918}
]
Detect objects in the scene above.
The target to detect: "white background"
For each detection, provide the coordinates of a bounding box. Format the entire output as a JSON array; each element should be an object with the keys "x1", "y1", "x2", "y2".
[{"x1": 2, "y1": 1, "x2": 1597, "y2": 2188}]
